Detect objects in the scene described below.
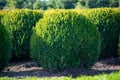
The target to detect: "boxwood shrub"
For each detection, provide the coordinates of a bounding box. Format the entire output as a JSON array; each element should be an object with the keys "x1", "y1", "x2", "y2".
[
  {"x1": 78, "y1": 8, "x2": 120, "y2": 59},
  {"x1": 119, "y1": 35, "x2": 120, "y2": 56},
  {"x1": 2, "y1": 9, "x2": 43, "y2": 60},
  {"x1": 0, "y1": 22, "x2": 11, "y2": 70},
  {"x1": 115, "y1": 8, "x2": 120, "y2": 56},
  {"x1": 30, "y1": 10, "x2": 100, "y2": 71}
]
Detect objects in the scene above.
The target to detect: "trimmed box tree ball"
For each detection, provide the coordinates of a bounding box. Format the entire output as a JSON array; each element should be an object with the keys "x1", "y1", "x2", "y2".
[
  {"x1": 0, "y1": 22, "x2": 11, "y2": 70},
  {"x1": 2, "y1": 9, "x2": 43, "y2": 60},
  {"x1": 30, "y1": 10, "x2": 100, "y2": 71},
  {"x1": 82, "y1": 8, "x2": 120, "y2": 59}
]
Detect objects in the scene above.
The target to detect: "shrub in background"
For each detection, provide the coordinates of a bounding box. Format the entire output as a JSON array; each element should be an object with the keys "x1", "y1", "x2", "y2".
[
  {"x1": 0, "y1": 22, "x2": 11, "y2": 70},
  {"x1": 30, "y1": 10, "x2": 100, "y2": 71},
  {"x1": 77, "y1": 8, "x2": 120, "y2": 59},
  {"x1": 2, "y1": 9, "x2": 43, "y2": 60}
]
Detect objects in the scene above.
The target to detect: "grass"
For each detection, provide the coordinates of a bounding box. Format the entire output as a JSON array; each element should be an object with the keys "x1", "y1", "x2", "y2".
[{"x1": 0, "y1": 71, "x2": 120, "y2": 80}]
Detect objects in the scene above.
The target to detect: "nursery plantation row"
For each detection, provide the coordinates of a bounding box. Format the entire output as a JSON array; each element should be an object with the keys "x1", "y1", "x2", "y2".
[{"x1": 0, "y1": 8, "x2": 120, "y2": 71}]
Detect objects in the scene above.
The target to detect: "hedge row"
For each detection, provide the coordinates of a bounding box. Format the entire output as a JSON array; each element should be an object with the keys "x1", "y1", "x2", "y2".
[
  {"x1": 0, "y1": 8, "x2": 120, "y2": 71},
  {"x1": 2, "y1": 9, "x2": 43, "y2": 60},
  {"x1": 30, "y1": 10, "x2": 101, "y2": 71},
  {"x1": 30, "y1": 8, "x2": 120, "y2": 71},
  {"x1": 75, "y1": 8, "x2": 120, "y2": 59}
]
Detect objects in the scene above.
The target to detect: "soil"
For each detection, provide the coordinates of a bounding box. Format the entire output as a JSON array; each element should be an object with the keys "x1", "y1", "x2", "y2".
[{"x1": 0, "y1": 58, "x2": 120, "y2": 78}]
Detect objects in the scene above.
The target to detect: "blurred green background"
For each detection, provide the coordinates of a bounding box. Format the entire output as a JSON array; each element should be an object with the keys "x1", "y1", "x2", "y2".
[{"x1": 0, "y1": 0, "x2": 120, "y2": 10}]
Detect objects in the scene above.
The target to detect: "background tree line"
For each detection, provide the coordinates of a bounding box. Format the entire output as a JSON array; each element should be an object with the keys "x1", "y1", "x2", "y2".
[{"x1": 0, "y1": 0, "x2": 120, "y2": 10}]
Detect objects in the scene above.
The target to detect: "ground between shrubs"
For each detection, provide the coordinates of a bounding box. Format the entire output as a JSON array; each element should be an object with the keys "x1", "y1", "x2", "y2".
[{"x1": 0, "y1": 58, "x2": 120, "y2": 78}]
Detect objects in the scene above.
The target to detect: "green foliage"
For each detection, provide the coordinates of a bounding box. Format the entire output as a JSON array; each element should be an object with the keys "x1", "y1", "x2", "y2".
[
  {"x1": 47, "y1": 0, "x2": 78, "y2": 9},
  {"x1": 79, "y1": 8, "x2": 120, "y2": 59},
  {"x1": 5, "y1": 0, "x2": 16, "y2": 10},
  {"x1": 0, "y1": 22, "x2": 11, "y2": 70},
  {"x1": 111, "y1": 8, "x2": 120, "y2": 57},
  {"x1": 0, "y1": 0, "x2": 7, "y2": 10},
  {"x1": 119, "y1": 35, "x2": 120, "y2": 56},
  {"x1": 30, "y1": 10, "x2": 100, "y2": 71},
  {"x1": 109, "y1": 0, "x2": 119, "y2": 7},
  {"x1": 76, "y1": 0, "x2": 120, "y2": 9},
  {"x1": 0, "y1": 10, "x2": 8, "y2": 20},
  {"x1": 2, "y1": 9, "x2": 43, "y2": 60},
  {"x1": 5, "y1": 0, "x2": 37, "y2": 9},
  {"x1": 33, "y1": 0, "x2": 47, "y2": 10},
  {"x1": 1, "y1": 0, "x2": 120, "y2": 10}
]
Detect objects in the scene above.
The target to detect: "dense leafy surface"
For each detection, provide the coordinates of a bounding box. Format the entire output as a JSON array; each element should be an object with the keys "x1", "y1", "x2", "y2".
[
  {"x1": 76, "y1": 8, "x2": 120, "y2": 59},
  {"x1": 0, "y1": 22, "x2": 11, "y2": 70},
  {"x1": 2, "y1": 9, "x2": 43, "y2": 60},
  {"x1": 114, "y1": 8, "x2": 120, "y2": 57},
  {"x1": 0, "y1": 8, "x2": 120, "y2": 72},
  {"x1": 30, "y1": 10, "x2": 100, "y2": 71},
  {"x1": 119, "y1": 35, "x2": 120, "y2": 56}
]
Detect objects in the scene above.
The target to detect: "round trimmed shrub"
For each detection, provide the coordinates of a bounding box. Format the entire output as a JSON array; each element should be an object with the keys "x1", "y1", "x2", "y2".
[
  {"x1": 0, "y1": 22, "x2": 11, "y2": 70},
  {"x1": 2, "y1": 9, "x2": 43, "y2": 60},
  {"x1": 30, "y1": 10, "x2": 100, "y2": 71},
  {"x1": 80, "y1": 8, "x2": 120, "y2": 59}
]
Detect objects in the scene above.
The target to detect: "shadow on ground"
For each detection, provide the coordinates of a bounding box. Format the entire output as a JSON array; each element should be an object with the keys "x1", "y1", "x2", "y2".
[
  {"x1": 0, "y1": 58, "x2": 120, "y2": 78},
  {"x1": 0, "y1": 68, "x2": 119, "y2": 78}
]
